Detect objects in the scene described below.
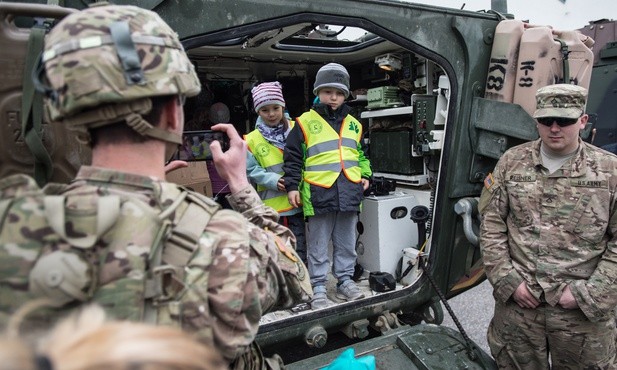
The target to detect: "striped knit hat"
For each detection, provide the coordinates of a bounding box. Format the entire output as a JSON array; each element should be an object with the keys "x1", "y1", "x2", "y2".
[{"x1": 251, "y1": 81, "x2": 286, "y2": 112}]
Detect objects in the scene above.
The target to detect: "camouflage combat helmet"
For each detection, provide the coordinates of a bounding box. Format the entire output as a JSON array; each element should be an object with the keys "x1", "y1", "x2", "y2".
[{"x1": 37, "y1": 3, "x2": 200, "y2": 144}]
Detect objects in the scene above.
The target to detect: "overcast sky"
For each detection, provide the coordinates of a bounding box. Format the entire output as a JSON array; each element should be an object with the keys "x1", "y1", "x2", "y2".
[{"x1": 408, "y1": 0, "x2": 616, "y2": 30}]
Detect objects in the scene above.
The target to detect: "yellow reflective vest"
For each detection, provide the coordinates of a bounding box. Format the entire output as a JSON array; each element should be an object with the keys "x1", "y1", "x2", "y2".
[
  {"x1": 245, "y1": 124, "x2": 295, "y2": 213},
  {"x1": 296, "y1": 110, "x2": 362, "y2": 188}
]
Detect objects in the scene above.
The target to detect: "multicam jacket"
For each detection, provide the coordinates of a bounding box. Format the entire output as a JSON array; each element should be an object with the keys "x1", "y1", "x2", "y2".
[
  {"x1": 479, "y1": 138, "x2": 617, "y2": 322},
  {"x1": 0, "y1": 166, "x2": 311, "y2": 366}
]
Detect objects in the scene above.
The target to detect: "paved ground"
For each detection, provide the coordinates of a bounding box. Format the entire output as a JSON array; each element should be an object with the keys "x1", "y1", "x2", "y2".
[{"x1": 441, "y1": 279, "x2": 495, "y2": 355}]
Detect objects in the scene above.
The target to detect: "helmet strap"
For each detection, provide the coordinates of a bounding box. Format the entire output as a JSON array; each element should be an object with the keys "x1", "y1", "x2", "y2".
[
  {"x1": 62, "y1": 98, "x2": 182, "y2": 146},
  {"x1": 125, "y1": 112, "x2": 182, "y2": 145}
]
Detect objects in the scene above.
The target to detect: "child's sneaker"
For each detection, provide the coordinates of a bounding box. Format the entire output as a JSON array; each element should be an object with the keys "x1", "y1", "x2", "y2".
[
  {"x1": 311, "y1": 285, "x2": 328, "y2": 310},
  {"x1": 335, "y1": 280, "x2": 365, "y2": 301}
]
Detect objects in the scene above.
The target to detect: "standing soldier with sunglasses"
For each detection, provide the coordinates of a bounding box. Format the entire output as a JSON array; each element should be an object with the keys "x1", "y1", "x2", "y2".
[{"x1": 479, "y1": 84, "x2": 617, "y2": 369}]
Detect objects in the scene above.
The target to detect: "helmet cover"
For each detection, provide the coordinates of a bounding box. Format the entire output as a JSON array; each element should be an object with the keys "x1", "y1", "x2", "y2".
[{"x1": 42, "y1": 4, "x2": 200, "y2": 125}]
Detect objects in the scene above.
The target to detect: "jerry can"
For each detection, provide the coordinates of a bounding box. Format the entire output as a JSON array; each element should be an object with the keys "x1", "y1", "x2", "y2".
[
  {"x1": 512, "y1": 27, "x2": 594, "y2": 116},
  {"x1": 484, "y1": 20, "x2": 526, "y2": 102}
]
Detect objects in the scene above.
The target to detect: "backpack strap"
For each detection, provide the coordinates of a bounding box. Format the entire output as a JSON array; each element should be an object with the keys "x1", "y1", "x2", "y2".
[
  {"x1": 143, "y1": 191, "x2": 188, "y2": 305},
  {"x1": 143, "y1": 188, "x2": 219, "y2": 324},
  {"x1": 163, "y1": 191, "x2": 218, "y2": 268},
  {"x1": 162, "y1": 192, "x2": 213, "y2": 266},
  {"x1": 22, "y1": 20, "x2": 52, "y2": 186}
]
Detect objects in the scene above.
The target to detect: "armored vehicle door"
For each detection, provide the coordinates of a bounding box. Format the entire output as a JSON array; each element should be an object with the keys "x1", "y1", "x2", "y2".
[
  {"x1": 162, "y1": 0, "x2": 498, "y2": 284},
  {"x1": 152, "y1": 0, "x2": 508, "y2": 361}
]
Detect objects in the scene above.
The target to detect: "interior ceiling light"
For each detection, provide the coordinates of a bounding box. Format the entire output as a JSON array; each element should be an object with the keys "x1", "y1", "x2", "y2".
[{"x1": 374, "y1": 53, "x2": 402, "y2": 71}]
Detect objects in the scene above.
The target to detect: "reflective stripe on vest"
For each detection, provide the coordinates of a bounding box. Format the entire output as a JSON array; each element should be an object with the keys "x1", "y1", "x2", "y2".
[
  {"x1": 296, "y1": 110, "x2": 362, "y2": 188},
  {"x1": 244, "y1": 127, "x2": 294, "y2": 213}
]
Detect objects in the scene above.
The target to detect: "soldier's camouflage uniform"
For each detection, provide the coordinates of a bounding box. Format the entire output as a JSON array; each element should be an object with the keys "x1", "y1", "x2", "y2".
[
  {"x1": 0, "y1": 4, "x2": 313, "y2": 369},
  {"x1": 479, "y1": 137, "x2": 617, "y2": 369},
  {"x1": 0, "y1": 166, "x2": 312, "y2": 369}
]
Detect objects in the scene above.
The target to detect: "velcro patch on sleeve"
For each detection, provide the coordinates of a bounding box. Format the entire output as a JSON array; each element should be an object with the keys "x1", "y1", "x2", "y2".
[{"x1": 484, "y1": 172, "x2": 495, "y2": 190}]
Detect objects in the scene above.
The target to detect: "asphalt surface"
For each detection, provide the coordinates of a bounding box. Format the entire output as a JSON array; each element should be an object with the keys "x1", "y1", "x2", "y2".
[{"x1": 441, "y1": 280, "x2": 495, "y2": 355}]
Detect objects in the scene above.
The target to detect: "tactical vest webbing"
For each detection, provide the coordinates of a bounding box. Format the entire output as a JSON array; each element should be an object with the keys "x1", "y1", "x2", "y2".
[
  {"x1": 0, "y1": 176, "x2": 218, "y2": 341},
  {"x1": 296, "y1": 110, "x2": 362, "y2": 188},
  {"x1": 245, "y1": 126, "x2": 294, "y2": 213}
]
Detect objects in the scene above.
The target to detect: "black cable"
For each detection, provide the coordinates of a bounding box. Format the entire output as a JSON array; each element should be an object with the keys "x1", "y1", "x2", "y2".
[
  {"x1": 425, "y1": 180, "x2": 435, "y2": 236},
  {"x1": 420, "y1": 259, "x2": 478, "y2": 361}
]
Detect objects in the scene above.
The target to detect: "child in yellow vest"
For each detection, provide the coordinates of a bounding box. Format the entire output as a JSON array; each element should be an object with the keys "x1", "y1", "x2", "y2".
[
  {"x1": 245, "y1": 81, "x2": 307, "y2": 264},
  {"x1": 283, "y1": 63, "x2": 372, "y2": 309}
]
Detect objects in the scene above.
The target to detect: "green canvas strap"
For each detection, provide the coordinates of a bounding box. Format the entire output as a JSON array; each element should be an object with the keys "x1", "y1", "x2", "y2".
[
  {"x1": 555, "y1": 37, "x2": 571, "y2": 84},
  {"x1": 142, "y1": 199, "x2": 175, "y2": 324},
  {"x1": 162, "y1": 194, "x2": 214, "y2": 267},
  {"x1": 143, "y1": 190, "x2": 217, "y2": 324},
  {"x1": 22, "y1": 22, "x2": 52, "y2": 186}
]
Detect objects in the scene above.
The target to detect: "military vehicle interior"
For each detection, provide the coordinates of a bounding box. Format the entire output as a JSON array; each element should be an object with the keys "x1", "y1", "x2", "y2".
[{"x1": 182, "y1": 21, "x2": 450, "y2": 324}]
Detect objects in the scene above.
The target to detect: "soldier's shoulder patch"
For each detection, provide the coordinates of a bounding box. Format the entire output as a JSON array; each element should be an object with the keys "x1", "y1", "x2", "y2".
[{"x1": 484, "y1": 173, "x2": 495, "y2": 190}]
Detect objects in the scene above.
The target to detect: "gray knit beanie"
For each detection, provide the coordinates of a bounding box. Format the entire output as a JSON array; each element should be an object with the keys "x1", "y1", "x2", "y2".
[{"x1": 313, "y1": 63, "x2": 350, "y2": 98}]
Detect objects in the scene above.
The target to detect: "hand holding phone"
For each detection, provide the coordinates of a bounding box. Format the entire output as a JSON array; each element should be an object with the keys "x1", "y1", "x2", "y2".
[
  {"x1": 175, "y1": 130, "x2": 230, "y2": 161},
  {"x1": 210, "y1": 123, "x2": 250, "y2": 193}
]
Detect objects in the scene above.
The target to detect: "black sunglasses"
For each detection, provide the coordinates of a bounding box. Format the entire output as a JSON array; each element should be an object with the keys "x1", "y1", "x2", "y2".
[{"x1": 536, "y1": 117, "x2": 579, "y2": 127}]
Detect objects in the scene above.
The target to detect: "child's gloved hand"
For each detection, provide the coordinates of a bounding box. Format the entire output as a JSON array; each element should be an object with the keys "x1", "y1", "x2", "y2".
[
  {"x1": 320, "y1": 348, "x2": 375, "y2": 370},
  {"x1": 277, "y1": 177, "x2": 286, "y2": 191}
]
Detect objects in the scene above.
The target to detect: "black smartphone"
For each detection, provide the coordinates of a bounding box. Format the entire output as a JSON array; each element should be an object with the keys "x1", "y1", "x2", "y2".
[{"x1": 173, "y1": 130, "x2": 230, "y2": 161}]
